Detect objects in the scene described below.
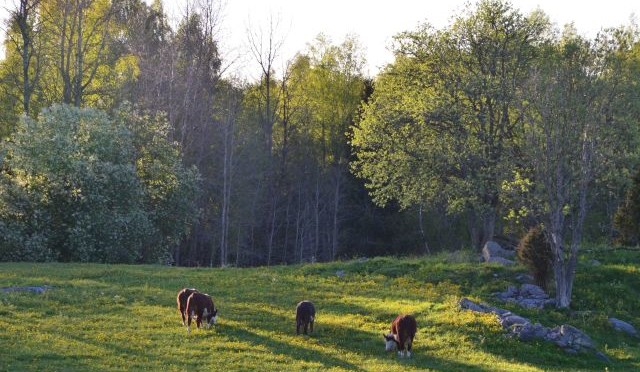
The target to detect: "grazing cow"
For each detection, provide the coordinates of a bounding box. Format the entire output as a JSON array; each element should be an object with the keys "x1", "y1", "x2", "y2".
[
  {"x1": 185, "y1": 292, "x2": 218, "y2": 334},
  {"x1": 296, "y1": 300, "x2": 316, "y2": 335},
  {"x1": 384, "y1": 314, "x2": 417, "y2": 357},
  {"x1": 176, "y1": 288, "x2": 199, "y2": 326}
]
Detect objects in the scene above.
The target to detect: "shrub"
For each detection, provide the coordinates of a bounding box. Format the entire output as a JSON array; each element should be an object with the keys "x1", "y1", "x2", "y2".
[
  {"x1": 613, "y1": 168, "x2": 640, "y2": 246},
  {"x1": 0, "y1": 104, "x2": 200, "y2": 263},
  {"x1": 517, "y1": 225, "x2": 553, "y2": 290}
]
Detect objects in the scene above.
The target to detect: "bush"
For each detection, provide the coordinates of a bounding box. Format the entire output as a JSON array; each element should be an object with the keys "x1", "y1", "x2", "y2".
[
  {"x1": 517, "y1": 225, "x2": 553, "y2": 290},
  {"x1": 613, "y1": 168, "x2": 640, "y2": 246},
  {"x1": 0, "y1": 104, "x2": 200, "y2": 263}
]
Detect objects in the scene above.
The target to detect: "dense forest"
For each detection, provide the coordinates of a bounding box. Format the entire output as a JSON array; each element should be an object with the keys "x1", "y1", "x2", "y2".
[{"x1": 1, "y1": 0, "x2": 639, "y2": 276}]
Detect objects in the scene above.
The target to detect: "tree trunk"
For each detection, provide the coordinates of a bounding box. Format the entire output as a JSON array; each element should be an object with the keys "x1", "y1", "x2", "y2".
[
  {"x1": 266, "y1": 196, "x2": 277, "y2": 266},
  {"x1": 418, "y1": 205, "x2": 431, "y2": 255},
  {"x1": 74, "y1": 1, "x2": 83, "y2": 107},
  {"x1": 314, "y1": 176, "x2": 320, "y2": 261},
  {"x1": 331, "y1": 170, "x2": 341, "y2": 260}
]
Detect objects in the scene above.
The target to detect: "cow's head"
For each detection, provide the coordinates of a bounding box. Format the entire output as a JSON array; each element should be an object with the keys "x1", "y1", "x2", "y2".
[
  {"x1": 203, "y1": 308, "x2": 218, "y2": 328},
  {"x1": 383, "y1": 333, "x2": 398, "y2": 351}
]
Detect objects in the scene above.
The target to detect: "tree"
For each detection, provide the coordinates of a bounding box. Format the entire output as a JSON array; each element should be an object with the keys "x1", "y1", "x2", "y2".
[
  {"x1": 352, "y1": 0, "x2": 548, "y2": 249},
  {"x1": 522, "y1": 27, "x2": 631, "y2": 308},
  {"x1": 5, "y1": 0, "x2": 43, "y2": 116},
  {"x1": 35, "y1": 0, "x2": 136, "y2": 108}
]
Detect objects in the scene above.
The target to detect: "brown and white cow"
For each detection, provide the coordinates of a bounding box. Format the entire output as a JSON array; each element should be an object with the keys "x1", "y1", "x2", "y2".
[
  {"x1": 384, "y1": 314, "x2": 417, "y2": 357},
  {"x1": 185, "y1": 292, "x2": 218, "y2": 334},
  {"x1": 176, "y1": 288, "x2": 199, "y2": 326},
  {"x1": 296, "y1": 300, "x2": 316, "y2": 335}
]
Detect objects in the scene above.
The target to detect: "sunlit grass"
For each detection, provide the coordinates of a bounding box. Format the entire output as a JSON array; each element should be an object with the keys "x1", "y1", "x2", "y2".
[{"x1": 1, "y1": 249, "x2": 638, "y2": 371}]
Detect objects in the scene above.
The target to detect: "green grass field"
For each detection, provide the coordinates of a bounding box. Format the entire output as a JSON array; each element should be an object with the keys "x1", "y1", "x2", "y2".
[{"x1": 1, "y1": 248, "x2": 639, "y2": 371}]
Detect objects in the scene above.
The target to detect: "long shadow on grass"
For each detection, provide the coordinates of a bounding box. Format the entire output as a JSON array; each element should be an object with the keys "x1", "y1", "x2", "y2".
[
  {"x1": 225, "y1": 306, "x2": 496, "y2": 371},
  {"x1": 222, "y1": 322, "x2": 361, "y2": 370}
]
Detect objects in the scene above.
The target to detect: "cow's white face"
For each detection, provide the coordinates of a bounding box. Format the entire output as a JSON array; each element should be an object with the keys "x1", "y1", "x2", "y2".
[
  {"x1": 384, "y1": 334, "x2": 397, "y2": 351},
  {"x1": 209, "y1": 315, "x2": 217, "y2": 325}
]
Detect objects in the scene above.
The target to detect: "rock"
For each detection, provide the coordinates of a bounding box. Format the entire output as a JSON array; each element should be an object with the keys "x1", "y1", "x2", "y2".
[
  {"x1": 520, "y1": 284, "x2": 548, "y2": 299},
  {"x1": 519, "y1": 299, "x2": 546, "y2": 309},
  {"x1": 335, "y1": 270, "x2": 345, "y2": 278},
  {"x1": 515, "y1": 273, "x2": 534, "y2": 284},
  {"x1": 589, "y1": 259, "x2": 602, "y2": 266},
  {"x1": 461, "y1": 297, "x2": 605, "y2": 359},
  {"x1": 1, "y1": 286, "x2": 52, "y2": 294},
  {"x1": 482, "y1": 240, "x2": 515, "y2": 262},
  {"x1": 500, "y1": 314, "x2": 530, "y2": 328},
  {"x1": 487, "y1": 256, "x2": 515, "y2": 265},
  {"x1": 608, "y1": 318, "x2": 638, "y2": 337},
  {"x1": 510, "y1": 322, "x2": 550, "y2": 341},
  {"x1": 459, "y1": 298, "x2": 488, "y2": 313},
  {"x1": 458, "y1": 298, "x2": 510, "y2": 316},
  {"x1": 495, "y1": 284, "x2": 551, "y2": 309},
  {"x1": 546, "y1": 325, "x2": 595, "y2": 352},
  {"x1": 496, "y1": 286, "x2": 518, "y2": 301}
]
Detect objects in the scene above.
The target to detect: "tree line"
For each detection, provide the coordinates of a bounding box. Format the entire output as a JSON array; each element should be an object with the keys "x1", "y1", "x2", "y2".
[{"x1": 1, "y1": 0, "x2": 639, "y2": 281}]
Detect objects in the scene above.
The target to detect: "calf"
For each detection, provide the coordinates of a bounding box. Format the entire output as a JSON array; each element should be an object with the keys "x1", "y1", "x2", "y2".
[
  {"x1": 296, "y1": 300, "x2": 316, "y2": 335},
  {"x1": 384, "y1": 314, "x2": 417, "y2": 357},
  {"x1": 176, "y1": 288, "x2": 199, "y2": 326},
  {"x1": 185, "y1": 292, "x2": 218, "y2": 334}
]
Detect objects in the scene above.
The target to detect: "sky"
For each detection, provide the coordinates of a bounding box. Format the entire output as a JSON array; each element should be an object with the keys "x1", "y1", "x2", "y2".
[{"x1": 1, "y1": 0, "x2": 639, "y2": 80}]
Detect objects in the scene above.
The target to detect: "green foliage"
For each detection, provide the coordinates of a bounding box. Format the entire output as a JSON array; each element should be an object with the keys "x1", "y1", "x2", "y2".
[
  {"x1": 517, "y1": 226, "x2": 553, "y2": 290},
  {"x1": 351, "y1": 0, "x2": 551, "y2": 248},
  {"x1": 0, "y1": 104, "x2": 199, "y2": 263},
  {"x1": 613, "y1": 168, "x2": 640, "y2": 246},
  {"x1": 1, "y1": 250, "x2": 639, "y2": 370}
]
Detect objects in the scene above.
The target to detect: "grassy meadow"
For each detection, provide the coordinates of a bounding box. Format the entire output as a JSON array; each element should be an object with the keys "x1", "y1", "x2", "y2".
[{"x1": 1, "y1": 248, "x2": 639, "y2": 371}]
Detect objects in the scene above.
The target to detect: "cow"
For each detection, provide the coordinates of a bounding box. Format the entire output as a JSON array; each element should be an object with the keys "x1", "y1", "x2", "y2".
[
  {"x1": 176, "y1": 288, "x2": 199, "y2": 326},
  {"x1": 384, "y1": 314, "x2": 417, "y2": 357},
  {"x1": 185, "y1": 292, "x2": 218, "y2": 334},
  {"x1": 296, "y1": 300, "x2": 316, "y2": 335}
]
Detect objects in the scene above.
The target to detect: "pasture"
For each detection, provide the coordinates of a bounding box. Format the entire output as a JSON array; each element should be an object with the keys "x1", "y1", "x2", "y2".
[{"x1": 1, "y1": 249, "x2": 639, "y2": 371}]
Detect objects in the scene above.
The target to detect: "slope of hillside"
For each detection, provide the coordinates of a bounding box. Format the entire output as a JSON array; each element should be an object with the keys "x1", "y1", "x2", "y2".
[{"x1": 1, "y1": 249, "x2": 638, "y2": 371}]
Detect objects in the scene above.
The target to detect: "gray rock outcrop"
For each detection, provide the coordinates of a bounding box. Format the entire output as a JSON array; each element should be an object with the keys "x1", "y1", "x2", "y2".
[
  {"x1": 495, "y1": 284, "x2": 556, "y2": 309},
  {"x1": 482, "y1": 241, "x2": 515, "y2": 265},
  {"x1": 459, "y1": 297, "x2": 607, "y2": 360},
  {"x1": 608, "y1": 318, "x2": 638, "y2": 337},
  {"x1": 1, "y1": 286, "x2": 52, "y2": 294}
]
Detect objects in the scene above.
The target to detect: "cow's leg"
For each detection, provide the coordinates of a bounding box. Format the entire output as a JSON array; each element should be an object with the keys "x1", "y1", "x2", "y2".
[
  {"x1": 407, "y1": 339, "x2": 413, "y2": 358},
  {"x1": 296, "y1": 322, "x2": 300, "y2": 335},
  {"x1": 187, "y1": 311, "x2": 193, "y2": 334},
  {"x1": 196, "y1": 311, "x2": 202, "y2": 329},
  {"x1": 310, "y1": 319, "x2": 314, "y2": 333},
  {"x1": 180, "y1": 307, "x2": 186, "y2": 325},
  {"x1": 304, "y1": 322, "x2": 308, "y2": 335}
]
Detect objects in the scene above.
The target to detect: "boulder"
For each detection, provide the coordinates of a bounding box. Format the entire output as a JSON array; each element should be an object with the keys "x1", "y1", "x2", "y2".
[
  {"x1": 482, "y1": 240, "x2": 515, "y2": 262},
  {"x1": 546, "y1": 325, "x2": 596, "y2": 352},
  {"x1": 510, "y1": 322, "x2": 550, "y2": 341},
  {"x1": 609, "y1": 318, "x2": 638, "y2": 337},
  {"x1": 520, "y1": 284, "x2": 548, "y2": 299},
  {"x1": 500, "y1": 314, "x2": 530, "y2": 328},
  {"x1": 458, "y1": 298, "x2": 510, "y2": 316},
  {"x1": 487, "y1": 256, "x2": 515, "y2": 265},
  {"x1": 1, "y1": 286, "x2": 52, "y2": 294},
  {"x1": 515, "y1": 273, "x2": 534, "y2": 284},
  {"x1": 495, "y1": 284, "x2": 551, "y2": 309}
]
